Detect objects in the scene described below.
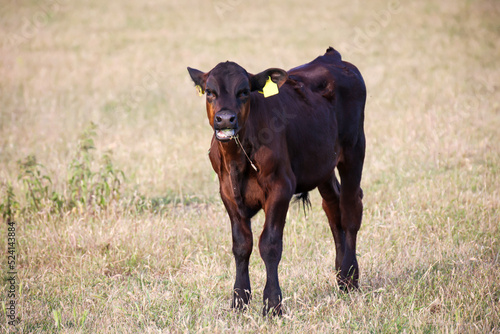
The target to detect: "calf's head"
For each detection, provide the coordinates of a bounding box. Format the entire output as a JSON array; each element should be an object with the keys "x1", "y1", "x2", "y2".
[{"x1": 188, "y1": 62, "x2": 287, "y2": 142}]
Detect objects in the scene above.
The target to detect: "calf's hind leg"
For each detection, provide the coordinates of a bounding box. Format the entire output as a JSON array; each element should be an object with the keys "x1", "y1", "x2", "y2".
[
  {"x1": 318, "y1": 175, "x2": 345, "y2": 272},
  {"x1": 337, "y1": 135, "x2": 365, "y2": 289}
]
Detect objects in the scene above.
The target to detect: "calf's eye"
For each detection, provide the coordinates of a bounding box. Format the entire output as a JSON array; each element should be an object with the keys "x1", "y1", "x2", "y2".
[
  {"x1": 206, "y1": 89, "x2": 216, "y2": 98},
  {"x1": 237, "y1": 89, "x2": 249, "y2": 99}
]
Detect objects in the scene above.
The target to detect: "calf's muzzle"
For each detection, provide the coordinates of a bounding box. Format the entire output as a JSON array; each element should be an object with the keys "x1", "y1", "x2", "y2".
[{"x1": 214, "y1": 109, "x2": 238, "y2": 141}]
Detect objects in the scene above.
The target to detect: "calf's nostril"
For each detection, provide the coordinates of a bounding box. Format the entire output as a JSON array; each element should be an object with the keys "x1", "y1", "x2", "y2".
[
  {"x1": 215, "y1": 116, "x2": 222, "y2": 123},
  {"x1": 229, "y1": 116, "x2": 236, "y2": 123}
]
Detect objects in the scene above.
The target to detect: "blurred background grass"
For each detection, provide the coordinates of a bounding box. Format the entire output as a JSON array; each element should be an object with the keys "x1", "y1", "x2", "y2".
[
  {"x1": 1, "y1": 0, "x2": 498, "y2": 199},
  {"x1": 1, "y1": 0, "x2": 499, "y2": 332}
]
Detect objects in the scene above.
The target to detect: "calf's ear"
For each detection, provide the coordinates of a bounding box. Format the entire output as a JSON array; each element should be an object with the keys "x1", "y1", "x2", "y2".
[
  {"x1": 187, "y1": 67, "x2": 207, "y2": 94},
  {"x1": 249, "y1": 68, "x2": 288, "y2": 92}
]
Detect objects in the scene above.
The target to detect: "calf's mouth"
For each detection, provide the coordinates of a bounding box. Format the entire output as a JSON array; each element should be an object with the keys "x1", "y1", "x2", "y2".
[{"x1": 215, "y1": 128, "x2": 236, "y2": 141}]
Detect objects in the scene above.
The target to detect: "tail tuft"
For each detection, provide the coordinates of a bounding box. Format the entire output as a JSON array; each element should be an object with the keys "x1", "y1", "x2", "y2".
[{"x1": 293, "y1": 192, "x2": 312, "y2": 215}]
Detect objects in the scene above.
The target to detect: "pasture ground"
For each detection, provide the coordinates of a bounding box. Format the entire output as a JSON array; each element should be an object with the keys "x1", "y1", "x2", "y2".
[{"x1": 1, "y1": 0, "x2": 499, "y2": 332}]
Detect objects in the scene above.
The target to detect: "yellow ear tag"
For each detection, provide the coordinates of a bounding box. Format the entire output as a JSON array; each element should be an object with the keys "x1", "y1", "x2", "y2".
[
  {"x1": 196, "y1": 85, "x2": 204, "y2": 96},
  {"x1": 262, "y1": 76, "x2": 279, "y2": 98}
]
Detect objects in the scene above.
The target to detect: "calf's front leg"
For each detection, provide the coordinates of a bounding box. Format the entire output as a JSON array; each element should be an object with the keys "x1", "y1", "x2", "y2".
[
  {"x1": 230, "y1": 216, "x2": 253, "y2": 309},
  {"x1": 221, "y1": 191, "x2": 253, "y2": 310},
  {"x1": 259, "y1": 182, "x2": 293, "y2": 316}
]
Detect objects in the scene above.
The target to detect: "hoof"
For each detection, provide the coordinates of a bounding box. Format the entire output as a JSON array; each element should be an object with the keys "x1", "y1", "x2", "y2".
[
  {"x1": 263, "y1": 300, "x2": 282, "y2": 317},
  {"x1": 338, "y1": 277, "x2": 359, "y2": 292},
  {"x1": 231, "y1": 289, "x2": 251, "y2": 310}
]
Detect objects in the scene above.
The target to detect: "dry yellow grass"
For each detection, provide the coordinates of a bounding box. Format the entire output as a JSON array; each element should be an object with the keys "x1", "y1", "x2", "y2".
[{"x1": 1, "y1": 0, "x2": 499, "y2": 332}]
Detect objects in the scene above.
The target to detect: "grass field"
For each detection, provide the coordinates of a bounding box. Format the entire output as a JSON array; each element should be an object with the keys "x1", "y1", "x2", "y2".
[{"x1": 1, "y1": 0, "x2": 499, "y2": 332}]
